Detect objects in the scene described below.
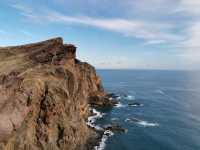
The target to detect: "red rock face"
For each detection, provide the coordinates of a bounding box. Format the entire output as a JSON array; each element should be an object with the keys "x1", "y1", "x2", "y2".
[
  {"x1": 26, "y1": 38, "x2": 77, "y2": 64},
  {"x1": 0, "y1": 37, "x2": 108, "y2": 150},
  {"x1": 64, "y1": 44, "x2": 76, "y2": 59}
]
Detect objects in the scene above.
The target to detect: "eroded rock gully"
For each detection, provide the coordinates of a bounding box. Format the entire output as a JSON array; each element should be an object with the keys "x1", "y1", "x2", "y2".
[{"x1": 0, "y1": 37, "x2": 115, "y2": 150}]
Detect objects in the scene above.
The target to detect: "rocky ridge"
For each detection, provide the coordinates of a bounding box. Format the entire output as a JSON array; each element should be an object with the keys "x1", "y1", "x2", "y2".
[{"x1": 0, "y1": 37, "x2": 116, "y2": 150}]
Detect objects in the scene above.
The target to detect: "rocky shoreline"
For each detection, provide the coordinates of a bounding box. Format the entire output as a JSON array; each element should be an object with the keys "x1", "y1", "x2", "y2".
[
  {"x1": 0, "y1": 37, "x2": 117, "y2": 150},
  {"x1": 86, "y1": 92, "x2": 128, "y2": 150}
]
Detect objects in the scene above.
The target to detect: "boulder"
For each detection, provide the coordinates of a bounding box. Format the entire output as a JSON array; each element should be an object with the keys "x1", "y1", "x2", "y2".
[{"x1": 104, "y1": 123, "x2": 127, "y2": 133}]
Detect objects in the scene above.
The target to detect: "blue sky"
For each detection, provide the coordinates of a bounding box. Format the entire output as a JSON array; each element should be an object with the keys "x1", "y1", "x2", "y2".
[{"x1": 0, "y1": 0, "x2": 200, "y2": 70}]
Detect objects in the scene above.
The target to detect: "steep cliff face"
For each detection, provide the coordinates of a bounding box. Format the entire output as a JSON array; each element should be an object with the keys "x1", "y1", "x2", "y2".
[{"x1": 0, "y1": 38, "x2": 112, "y2": 150}]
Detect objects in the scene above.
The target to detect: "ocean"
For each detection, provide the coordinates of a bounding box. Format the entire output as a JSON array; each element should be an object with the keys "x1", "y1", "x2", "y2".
[{"x1": 94, "y1": 70, "x2": 200, "y2": 150}]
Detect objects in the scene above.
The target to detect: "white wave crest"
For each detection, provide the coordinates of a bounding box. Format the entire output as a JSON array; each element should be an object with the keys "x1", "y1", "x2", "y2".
[
  {"x1": 138, "y1": 121, "x2": 159, "y2": 127},
  {"x1": 129, "y1": 103, "x2": 144, "y2": 107},
  {"x1": 125, "y1": 95, "x2": 135, "y2": 100},
  {"x1": 115, "y1": 102, "x2": 126, "y2": 108},
  {"x1": 116, "y1": 96, "x2": 121, "y2": 100},
  {"x1": 94, "y1": 130, "x2": 114, "y2": 150},
  {"x1": 87, "y1": 109, "x2": 114, "y2": 150},
  {"x1": 125, "y1": 118, "x2": 159, "y2": 127},
  {"x1": 155, "y1": 89, "x2": 165, "y2": 95},
  {"x1": 87, "y1": 108, "x2": 104, "y2": 130}
]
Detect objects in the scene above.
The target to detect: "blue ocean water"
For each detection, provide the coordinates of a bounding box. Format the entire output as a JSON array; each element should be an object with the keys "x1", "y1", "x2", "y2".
[{"x1": 96, "y1": 70, "x2": 200, "y2": 150}]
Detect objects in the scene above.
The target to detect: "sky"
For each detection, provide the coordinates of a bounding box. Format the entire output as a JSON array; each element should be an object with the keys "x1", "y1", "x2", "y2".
[{"x1": 0, "y1": 0, "x2": 200, "y2": 70}]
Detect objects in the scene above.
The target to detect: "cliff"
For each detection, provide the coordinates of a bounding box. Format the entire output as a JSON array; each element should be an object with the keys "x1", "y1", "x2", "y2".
[{"x1": 0, "y1": 38, "x2": 116, "y2": 150}]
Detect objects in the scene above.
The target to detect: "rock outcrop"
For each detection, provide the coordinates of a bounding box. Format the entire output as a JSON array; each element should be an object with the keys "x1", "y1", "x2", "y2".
[{"x1": 0, "y1": 37, "x2": 115, "y2": 150}]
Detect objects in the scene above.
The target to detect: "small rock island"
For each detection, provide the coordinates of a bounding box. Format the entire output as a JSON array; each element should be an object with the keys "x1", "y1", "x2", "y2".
[{"x1": 0, "y1": 37, "x2": 116, "y2": 150}]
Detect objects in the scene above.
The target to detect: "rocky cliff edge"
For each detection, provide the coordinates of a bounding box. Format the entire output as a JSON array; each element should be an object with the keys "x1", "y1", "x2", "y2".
[{"x1": 0, "y1": 37, "x2": 116, "y2": 150}]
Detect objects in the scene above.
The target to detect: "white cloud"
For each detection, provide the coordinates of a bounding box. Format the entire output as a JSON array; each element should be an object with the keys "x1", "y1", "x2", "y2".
[
  {"x1": 48, "y1": 12, "x2": 179, "y2": 42},
  {"x1": 144, "y1": 40, "x2": 166, "y2": 45},
  {"x1": 126, "y1": 0, "x2": 177, "y2": 14},
  {"x1": 177, "y1": 0, "x2": 200, "y2": 15},
  {"x1": 9, "y1": 1, "x2": 200, "y2": 69},
  {"x1": 12, "y1": 4, "x2": 181, "y2": 45},
  {"x1": 179, "y1": 22, "x2": 200, "y2": 64},
  {"x1": 11, "y1": 3, "x2": 33, "y2": 14},
  {"x1": 184, "y1": 22, "x2": 200, "y2": 47},
  {"x1": 94, "y1": 56, "x2": 130, "y2": 69},
  {"x1": 173, "y1": 0, "x2": 200, "y2": 66}
]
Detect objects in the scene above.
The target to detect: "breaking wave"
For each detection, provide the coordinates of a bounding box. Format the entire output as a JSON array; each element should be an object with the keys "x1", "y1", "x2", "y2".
[
  {"x1": 125, "y1": 118, "x2": 159, "y2": 127},
  {"x1": 124, "y1": 95, "x2": 135, "y2": 100},
  {"x1": 94, "y1": 130, "x2": 114, "y2": 150},
  {"x1": 129, "y1": 103, "x2": 144, "y2": 107},
  {"x1": 87, "y1": 108, "x2": 104, "y2": 131},
  {"x1": 115, "y1": 102, "x2": 126, "y2": 108},
  {"x1": 155, "y1": 89, "x2": 165, "y2": 95}
]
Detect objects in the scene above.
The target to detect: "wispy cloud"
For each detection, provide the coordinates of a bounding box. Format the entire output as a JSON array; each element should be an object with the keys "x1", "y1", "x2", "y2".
[
  {"x1": 179, "y1": 21, "x2": 200, "y2": 64},
  {"x1": 174, "y1": 0, "x2": 200, "y2": 65},
  {"x1": 176, "y1": 0, "x2": 200, "y2": 15},
  {"x1": 8, "y1": 1, "x2": 200, "y2": 69},
  {"x1": 11, "y1": 3, "x2": 33, "y2": 14},
  {"x1": 47, "y1": 11, "x2": 181, "y2": 43},
  {"x1": 11, "y1": 3, "x2": 181, "y2": 45},
  {"x1": 144, "y1": 40, "x2": 166, "y2": 45}
]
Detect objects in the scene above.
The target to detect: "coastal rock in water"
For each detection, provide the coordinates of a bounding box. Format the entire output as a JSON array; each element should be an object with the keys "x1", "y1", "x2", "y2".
[
  {"x1": 104, "y1": 123, "x2": 127, "y2": 133},
  {"x1": 0, "y1": 37, "x2": 110, "y2": 150},
  {"x1": 106, "y1": 93, "x2": 120, "y2": 99},
  {"x1": 88, "y1": 92, "x2": 118, "y2": 107},
  {"x1": 128, "y1": 102, "x2": 143, "y2": 107}
]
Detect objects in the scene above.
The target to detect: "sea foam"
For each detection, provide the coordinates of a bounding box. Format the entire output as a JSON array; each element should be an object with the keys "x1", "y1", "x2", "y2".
[
  {"x1": 138, "y1": 121, "x2": 159, "y2": 127},
  {"x1": 87, "y1": 108, "x2": 114, "y2": 150},
  {"x1": 87, "y1": 108, "x2": 104, "y2": 131},
  {"x1": 115, "y1": 102, "x2": 126, "y2": 108},
  {"x1": 94, "y1": 130, "x2": 114, "y2": 150},
  {"x1": 125, "y1": 118, "x2": 159, "y2": 127},
  {"x1": 155, "y1": 89, "x2": 166, "y2": 95},
  {"x1": 125, "y1": 95, "x2": 135, "y2": 100}
]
